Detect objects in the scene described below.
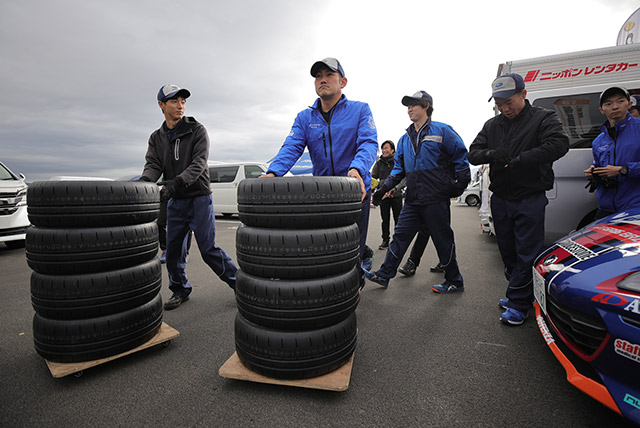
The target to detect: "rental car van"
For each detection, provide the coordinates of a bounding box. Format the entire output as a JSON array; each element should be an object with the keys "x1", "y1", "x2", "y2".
[
  {"x1": 0, "y1": 161, "x2": 29, "y2": 248},
  {"x1": 479, "y1": 43, "x2": 640, "y2": 242},
  {"x1": 208, "y1": 161, "x2": 269, "y2": 217}
]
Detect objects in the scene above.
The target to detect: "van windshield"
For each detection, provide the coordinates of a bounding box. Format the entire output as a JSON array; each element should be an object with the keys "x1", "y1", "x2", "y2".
[
  {"x1": 533, "y1": 92, "x2": 603, "y2": 149},
  {"x1": 0, "y1": 164, "x2": 16, "y2": 180}
]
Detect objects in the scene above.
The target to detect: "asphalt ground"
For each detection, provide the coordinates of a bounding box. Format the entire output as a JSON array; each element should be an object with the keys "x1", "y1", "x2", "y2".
[{"x1": 0, "y1": 203, "x2": 633, "y2": 428}]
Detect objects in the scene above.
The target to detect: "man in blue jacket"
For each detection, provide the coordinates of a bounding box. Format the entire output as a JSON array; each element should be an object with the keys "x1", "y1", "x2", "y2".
[
  {"x1": 265, "y1": 58, "x2": 378, "y2": 268},
  {"x1": 584, "y1": 86, "x2": 640, "y2": 218},
  {"x1": 364, "y1": 91, "x2": 470, "y2": 293}
]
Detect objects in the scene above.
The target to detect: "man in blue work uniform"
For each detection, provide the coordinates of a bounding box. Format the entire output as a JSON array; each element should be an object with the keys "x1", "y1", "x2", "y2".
[
  {"x1": 364, "y1": 91, "x2": 470, "y2": 293},
  {"x1": 584, "y1": 86, "x2": 640, "y2": 218},
  {"x1": 140, "y1": 84, "x2": 238, "y2": 310},
  {"x1": 468, "y1": 73, "x2": 569, "y2": 325},
  {"x1": 264, "y1": 58, "x2": 378, "y2": 270}
]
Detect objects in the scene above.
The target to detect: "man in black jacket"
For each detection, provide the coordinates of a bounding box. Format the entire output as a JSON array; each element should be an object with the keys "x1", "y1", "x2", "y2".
[
  {"x1": 140, "y1": 84, "x2": 238, "y2": 310},
  {"x1": 371, "y1": 140, "x2": 403, "y2": 249},
  {"x1": 468, "y1": 74, "x2": 569, "y2": 325}
]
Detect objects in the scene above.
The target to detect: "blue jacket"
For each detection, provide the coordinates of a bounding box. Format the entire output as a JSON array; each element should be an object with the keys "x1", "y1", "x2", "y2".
[
  {"x1": 383, "y1": 119, "x2": 470, "y2": 205},
  {"x1": 592, "y1": 114, "x2": 640, "y2": 213},
  {"x1": 267, "y1": 95, "x2": 378, "y2": 191}
]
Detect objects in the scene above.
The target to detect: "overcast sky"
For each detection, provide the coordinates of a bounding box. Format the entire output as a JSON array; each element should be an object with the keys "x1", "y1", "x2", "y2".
[{"x1": 1, "y1": 0, "x2": 637, "y2": 181}]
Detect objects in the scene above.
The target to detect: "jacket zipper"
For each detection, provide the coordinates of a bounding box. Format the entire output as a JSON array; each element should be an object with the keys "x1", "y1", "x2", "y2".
[{"x1": 174, "y1": 138, "x2": 180, "y2": 160}]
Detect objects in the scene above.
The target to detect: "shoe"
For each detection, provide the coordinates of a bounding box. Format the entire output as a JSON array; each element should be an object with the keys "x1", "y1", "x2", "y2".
[
  {"x1": 500, "y1": 308, "x2": 528, "y2": 325},
  {"x1": 499, "y1": 298, "x2": 509, "y2": 309},
  {"x1": 430, "y1": 263, "x2": 444, "y2": 273},
  {"x1": 160, "y1": 250, "x2": 166, "y2": 264},
  {"x1": 362, "y1": 246, "x2": 374, "y2": 271},
  {"x1": 363, "y1": 269, "x2": 389, "y2": 288},
  {"x1": 164, "y1": 294, "x2": 189, "y2": 310},
  {"x1": 398, "y1": 259, "x2": 417, "y2": 276},
  {"x1": 378, "y1": 240, "x2": 389, "y2": 250},
  {"x1": 432, "y1": 283, "x2": 464, "y2": 294}
]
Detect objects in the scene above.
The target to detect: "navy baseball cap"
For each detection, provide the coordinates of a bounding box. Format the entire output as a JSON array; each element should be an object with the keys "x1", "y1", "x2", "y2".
[
  {"x1": 310, "y1": 58, "x2": 345, "y2": 78},
  {"x1": 599, "y1": 86, "x2": 630, "y2": 106},
  {"x1": 157, "y1": 84, "x2": 191, "y2": 102},
  {"x1": 631, "y1": 95, "x2": 640, "y2": 111},
  {"x1": 489, "y1": 73, "x2": 525, "y2": 101},
  {"x1": 402, "y1": 90, "x2": 433, "y2": 107}
]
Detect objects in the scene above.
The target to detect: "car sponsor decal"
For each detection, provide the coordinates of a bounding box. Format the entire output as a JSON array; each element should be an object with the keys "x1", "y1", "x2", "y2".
[
  {"x1": 615, "y1": 339, "x2": 640, "y2": 363},
  {"x1": 536, "y1": 314, "x2": 555, "y2": 345},
  {"x1": 588, "y1": 223, "x2": 640, "y2": 244},
  {"x1": 556, "y1": 239, "x2": 598, "y2": 261},
  {"x1": 624, "y1": 393, "x2": 640, "y2": 410}
]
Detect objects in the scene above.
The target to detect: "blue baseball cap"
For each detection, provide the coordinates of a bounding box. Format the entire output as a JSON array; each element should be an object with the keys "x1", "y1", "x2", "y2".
[
  {"x1": 310, "y1": 58, "x2": 345, "y2": 78},
  {"x1": 157, "y1": 84, "x2": 191, "y2": 102},
  {"x1": 402, "y1": 90, "x2": 433, "y2": 107},
  {"x1": 489, "y1": 73, "x2": 525, "y2": 101}
]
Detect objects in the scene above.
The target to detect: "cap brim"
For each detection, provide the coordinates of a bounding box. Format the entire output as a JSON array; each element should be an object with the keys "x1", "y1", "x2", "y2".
[
  {"x1": 488, "y1": 90, "x2": 517, "y2": 102},
  {"x1": 402, "y1": 96, "x2": 422, "y2": 106}
]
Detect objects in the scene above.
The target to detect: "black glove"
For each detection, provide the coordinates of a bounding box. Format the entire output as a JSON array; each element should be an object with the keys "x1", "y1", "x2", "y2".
[
  {"x1": 450, "y1": 182, "x2": 467, "y2": 198},
  {"x1": 159, "y1": 177, "x2": 184, "y2": 201},
  {"x1": 505, "y1": 156, "x2": 521, "y2": 169},
  {"x1": 372, "y1": 187, "x2": 388, "y2": 206},
  {"x1": 585, "y1": 179, "x2": 599, "y2": 193},
  {"x1": 490, "y1": 148, "x2": 511, "y2": 165}
]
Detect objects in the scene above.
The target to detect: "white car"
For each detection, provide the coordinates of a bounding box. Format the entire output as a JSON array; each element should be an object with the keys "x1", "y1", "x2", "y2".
[
  {"x1": 0, "y1": 161, "x2": 30, "y2": 248},
  {"x1": 456, "y1": 181, "x2": 481, "y2": 207},
  {"x1": 208, "y1": 161, "x2": 269, "y2": 217}
]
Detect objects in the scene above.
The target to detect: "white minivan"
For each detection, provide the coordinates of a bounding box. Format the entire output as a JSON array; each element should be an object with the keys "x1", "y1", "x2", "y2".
[
  {"x1": 0, "y1": 161, "x2": 30, "y2": 248},
  {"x1": 208, "y1": 161, "x2": 269, "y2": 217}
]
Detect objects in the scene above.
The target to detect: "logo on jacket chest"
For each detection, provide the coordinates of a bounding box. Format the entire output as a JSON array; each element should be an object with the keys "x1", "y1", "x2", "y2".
[{"x1": 422, "y1": 136, "x2": 443, "y2": 143}]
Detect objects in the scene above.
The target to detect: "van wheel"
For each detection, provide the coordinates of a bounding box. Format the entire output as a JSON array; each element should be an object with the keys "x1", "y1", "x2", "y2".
[
  {"x1": 237, "y1": 176, "x2": 362, "y2": 228},
  {"x1": 33, "y1": 293, "x2": 163, "y2": 363},
  {"x1": 26, "y1": 223, "x2": 158, "y2": 275},
  {"x1": 27, "y1": 181, "x2": 160, "y2": 227},
  {"x1": 4, "y1": 240, "x2": 25, "y2": 249},
  {"x1": 234, "y1": 311, "x2": 357, "y2": 379},
  {"x1": 465, "y1": 195, "x2": 480, "y2": 207}
]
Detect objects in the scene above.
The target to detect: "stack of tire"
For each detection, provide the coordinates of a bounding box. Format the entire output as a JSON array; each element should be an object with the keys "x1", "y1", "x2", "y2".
[
  {"x1": 234, "y1": 176, "x2": 362, "y2": 379},
  {"x1": 25, "y1": 181, "x2": 163, "y2": 363}
]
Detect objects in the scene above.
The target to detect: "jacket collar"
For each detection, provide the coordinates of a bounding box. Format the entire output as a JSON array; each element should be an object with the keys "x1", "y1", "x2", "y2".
[
  {"x1": 311, "y1": 94, "x2": 347, "y2": 111},
  {"x1": 599, "y1": 113, "x2": 634, "y2": 134},
  {"x1": 496, "y1": 99, "x2": 531, "y2": 125}
]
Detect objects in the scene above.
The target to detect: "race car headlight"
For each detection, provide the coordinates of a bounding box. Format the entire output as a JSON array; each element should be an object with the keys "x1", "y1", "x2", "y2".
[{"x1": 617, "y1": 272, "x2": 640, "y2": 293}]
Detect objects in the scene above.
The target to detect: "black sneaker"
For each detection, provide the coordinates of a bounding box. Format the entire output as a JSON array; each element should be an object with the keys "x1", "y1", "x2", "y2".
[
  {"x1": 430, "y1": 263, "x2": 444, "y2": 273},
  {"x1": 378, "y1": 240, "x2": 389, "y2": 250},
  {"x1": 164, "y1": 294, "x2": 189, "y2": 310},
  {"x1": 398, "y1": 259, "x2": 417, "y2": 276}
]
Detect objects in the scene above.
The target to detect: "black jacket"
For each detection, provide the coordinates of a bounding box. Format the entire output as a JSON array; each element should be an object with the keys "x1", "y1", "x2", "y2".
[
  {"x1": 371, "y1": 155, "x2": 402, "y2": 198},
  {"x1": 142, "y1": 116, "x2": 212, "y2": 199},
  {"x1": 468, "y1": 101, "x2": 569, "y2": 200}
]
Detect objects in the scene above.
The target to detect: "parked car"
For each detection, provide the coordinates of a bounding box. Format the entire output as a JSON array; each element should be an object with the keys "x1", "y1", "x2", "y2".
[
  {"x1": 0, "y1": 161, "x2": 30, "y2": 248},
  {"x1": 533, "y1": 209, "x2": 640, "y2": 424},
  {"x1": 456, "y1": 182, "x2": 480, "y2": 207},
  {"x1": 208, "y1": 162, "x2": 269, "y2": 217}
]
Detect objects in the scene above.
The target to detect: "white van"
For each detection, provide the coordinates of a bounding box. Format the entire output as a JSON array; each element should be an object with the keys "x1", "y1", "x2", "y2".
[
  {"x1": 208, "y1": 161, "x2": 269, "y2": 217},
  {"x1": 0, "y1": 161, "x2": 30, "y2": 248},
  {"x1": 482, "y1": 43, "x2": 640, "y2": 242}
]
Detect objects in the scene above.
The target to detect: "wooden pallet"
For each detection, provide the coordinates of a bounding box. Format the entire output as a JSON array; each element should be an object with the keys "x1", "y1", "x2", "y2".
[
  {"x1": 44, "y1": 322, "x2": 180, "y2": 378},
  {"x1": 218, "y1": 351, "x2": 354, "y2": 391}
]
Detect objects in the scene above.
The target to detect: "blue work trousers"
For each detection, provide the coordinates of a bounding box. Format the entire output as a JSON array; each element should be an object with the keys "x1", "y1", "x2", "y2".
[
  {"x1": 377, "y1": 201, "x2": 463, "y2": 287},
  {"x1": 491, "y1": 193, "x2": 547, "y2": 313},
  {"x1": 166, "y1": 194, "x2": 238, "y2": 297}
]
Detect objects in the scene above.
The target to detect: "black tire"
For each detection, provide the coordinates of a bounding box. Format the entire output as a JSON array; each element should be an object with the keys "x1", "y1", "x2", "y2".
[
  {"x1": 234, "y1": 311, "x2": 357, "y2": 379},
  {"x1": 33, "y1": 293, "x2": 163, "y2": 363},
  {"x1": 237, "y1": 248, "x2": 359, "y2": 280},
  {"x1": 235, "y1": 267, "x2": 360, "y2": 329},
  {"x1": 27, "y1": 181, "x2": 160, "y2": 227},
  {"x1": 31, "y1": 259, "x2": 162, "y2": 320},
  {"x1": 237, "y1": 176, "x2": 362, "y2": 228},
  {"x1": 465, "y1": 194, "x2": 480, "y2": 207},
  {"x1": 25, "y1": 223, "x2": 158, "y2": 275}
]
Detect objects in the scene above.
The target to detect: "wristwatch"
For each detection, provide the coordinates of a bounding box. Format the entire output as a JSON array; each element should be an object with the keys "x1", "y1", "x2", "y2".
[{"x1": 621, "y1": 165, "x2": 629, "y2": 176}]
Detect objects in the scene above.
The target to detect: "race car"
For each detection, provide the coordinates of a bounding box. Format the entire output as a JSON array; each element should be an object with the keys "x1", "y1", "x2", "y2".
[{"x1": 533, "y1": 210, "x2": 640, "y2": 424}]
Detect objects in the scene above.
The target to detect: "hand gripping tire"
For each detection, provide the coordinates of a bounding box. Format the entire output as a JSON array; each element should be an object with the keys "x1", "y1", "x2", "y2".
[
  {"x1": 234, "y1": 311, "x2": 357, "y2": 379},
  {"x1": 237, "y1": 176, "x2": 362, "y2": 229},
  {"x1": 31, "y1": 259, "x2": 162, "y2": 320},
  {"x1": 33, "y1": 293, "x2": 163, "y2": 363},
  {"x1": 235, "y1": 266, "x2": 360, "y2": 329},
  {"x1": 26, "y1": 222, "x2": 158, "y2": 275},
  {"x1": 27, "y1": 181, "x2": 160, "y2": 227}
]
